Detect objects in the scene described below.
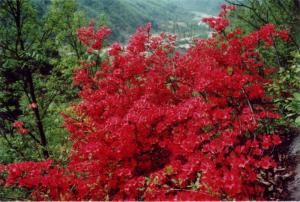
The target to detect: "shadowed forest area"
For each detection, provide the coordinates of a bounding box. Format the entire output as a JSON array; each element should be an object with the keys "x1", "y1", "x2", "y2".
[{"x1": 0, "y1": 0, "x2": 300, "y2": 200}]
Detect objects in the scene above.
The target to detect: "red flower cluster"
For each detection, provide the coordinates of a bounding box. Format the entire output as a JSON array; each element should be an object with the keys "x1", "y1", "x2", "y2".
[
  {"x1": 202, "y1": 4, "x2": 235, "y2": 33},
  {"x1": 12, "y1": 120, "x2": 24, "y2": 128},
  {"x1": 243, "y1": 23, "x2": 290, "y2": 48},
  {"x1": 12, "y1": 120, "x2": 29, "y2": 135},
  {"x1": 0, "y1": 164, "x2": 5, "y2": 186},
  {"x1": 77, "y1": 21, "x2": 111, "y2": 52},
  {"x1": 2, "y1": 5, "x2": 289, "y2": 200}
]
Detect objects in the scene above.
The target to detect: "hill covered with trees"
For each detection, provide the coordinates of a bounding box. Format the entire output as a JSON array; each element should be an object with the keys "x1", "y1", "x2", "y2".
[{"x1": 32, "y1": 0, "x2": 223, "y2": 42}]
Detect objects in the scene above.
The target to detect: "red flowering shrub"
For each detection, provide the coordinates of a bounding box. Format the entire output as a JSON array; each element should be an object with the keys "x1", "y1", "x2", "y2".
[
  {"x1": 12, "y1": 120, "x2": 29, "y2": 135},
  {"x1": 202, "y1": 5, "x2": 234, "y2": 33},
  {"x1": 77, "y1": 25, "x2": 111, "y2": 53},
  {"x1": 2, "y1": 6, "x2": 289, "y2": 200}
]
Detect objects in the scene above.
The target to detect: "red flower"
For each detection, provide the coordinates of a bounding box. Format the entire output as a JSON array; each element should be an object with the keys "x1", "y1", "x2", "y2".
[
  {"x1": 0, "y1": 164, "x2": 5, "y2": 173},
  {"x1": 28, "y1": 102, "x2": 38, "y2": 109},
  {"x1": 17, "y1": 128, "x2": 29, "y2": 135},
  {"x1": 272, "y1": 134, "x2": 282, "y2": 145},
  {"x1": 12, "y1": 120, "x2": 24, "y2": 128},
  {"x1": 259, "y1": 157, "x2": 275, "y2": 169},
  {"x1": 262, "y1": 135, "x2": 272, "y2": 150},
  {"x1": 202, "y1": 17, "x2": 230, "y2": 33},
  {"x1": 77, "y1": 26, "x2": 111, "y2": 51},
  {"x1": 276, "y1": 30, "x2": 289, "y2": 41}
]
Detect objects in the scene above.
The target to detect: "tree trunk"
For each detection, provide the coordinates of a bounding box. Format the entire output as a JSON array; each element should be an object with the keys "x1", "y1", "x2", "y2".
[
  {"x1": 14, "y1": 0, "x2": 49, "y2": 159},
  {"x1": 294, "y1": 0, "x2": 300, "y2": 48},
  {"x1": 27, "y1": 72, "x2": 49, "y2": 158}
]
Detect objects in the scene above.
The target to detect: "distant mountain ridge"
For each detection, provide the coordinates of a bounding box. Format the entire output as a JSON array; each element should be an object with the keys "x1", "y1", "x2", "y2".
[
  {"x1": 76, "y1": 0, "x2": 225, "y2": 41},
  {"x1": 77, "y1": 0, "x2": 194, "y2": 41},
  {"x1": 32, "y1": 0, "x2": 224, "y2": 42}
]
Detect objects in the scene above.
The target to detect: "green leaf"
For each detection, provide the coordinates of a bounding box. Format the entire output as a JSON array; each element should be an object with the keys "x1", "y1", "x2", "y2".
[
  {"x1": 295, "y1": 116, "x2": 300, "y2": 126},
  {"x1": 293, "y1": 93, "x2": 300, "y2": 101}
]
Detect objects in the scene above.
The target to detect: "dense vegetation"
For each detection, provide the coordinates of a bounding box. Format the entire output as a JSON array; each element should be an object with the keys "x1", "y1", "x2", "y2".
[
  {"x1": 226, "y1": 0, "x2": 300, "y2": 127},
  {"x1": 0, "y1": 0, "x2": 299, "y2": 200}
]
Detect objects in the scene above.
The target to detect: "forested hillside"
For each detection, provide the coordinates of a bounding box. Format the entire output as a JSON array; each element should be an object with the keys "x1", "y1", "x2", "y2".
[
  {"x1": 78, "y1": 0, "x2": 225, "y2": 41},
  {"x1": 31, "y1": 0, "x2": 223, "y2": 42},
  {"x1": 77, "y1": 0, "x2": 189, "y2": 41}
]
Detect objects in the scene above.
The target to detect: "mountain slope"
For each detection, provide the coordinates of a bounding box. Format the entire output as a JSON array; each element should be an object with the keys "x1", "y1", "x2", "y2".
[
  {"x1": 77, "y1": 0, "x2": 195, "y2": 42},
  {"x1": 169, "y1": 0, "x2": 224, "y2": 14},
  {"x1": 32, "y1": 0, "x2": 224, "y2": 42}
]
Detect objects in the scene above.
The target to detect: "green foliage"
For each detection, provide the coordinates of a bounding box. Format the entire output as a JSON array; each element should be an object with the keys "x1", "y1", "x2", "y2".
[
  {"x1": 0, "y1": 186, "x2": 29, "y2": 200},
  {"x1": 268, "y1": 52, "x2": 300, "y2": 126},
  {"x1": 228, "y1": 0, "x2": 297, "y2": 66},
  {"x1": 0, "y1": 0, "x2": 86, "y2": 164},
  {"x1": 46, "y1": 0, "x2": 87, "y2": 59},
  {"x1": 226, "y1": 0, "x2": 300, "y2": 129}
]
